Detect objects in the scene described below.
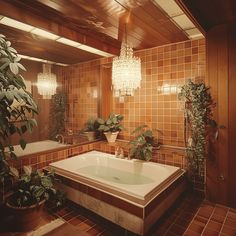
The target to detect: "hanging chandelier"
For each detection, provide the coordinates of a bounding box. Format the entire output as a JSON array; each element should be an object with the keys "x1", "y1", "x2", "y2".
[
  {"x1": 112, "y1": 32, "x2": 141, "y2": 96},
  {"x1": 37, "y1": 64, "x2": 57, "y2": 99}
]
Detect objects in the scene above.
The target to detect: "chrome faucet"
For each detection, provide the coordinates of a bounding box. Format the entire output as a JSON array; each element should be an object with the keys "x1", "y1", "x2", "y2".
[{"x1": 56, "y1": 134, "x2": 65, "y2": 144}]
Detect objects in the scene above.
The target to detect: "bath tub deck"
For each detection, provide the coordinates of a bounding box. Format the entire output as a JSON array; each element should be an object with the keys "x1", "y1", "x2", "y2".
[{"x1": 49, "y1": 151, "x2": 186, "y2": 235}]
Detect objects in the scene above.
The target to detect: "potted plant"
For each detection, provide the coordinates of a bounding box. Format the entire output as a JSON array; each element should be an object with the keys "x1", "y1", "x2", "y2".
[
  {"x1": 0, "y1": 35, "x2": 64, "y2": 231},
  {"x1": 81, "y1": 117, "x2": 100, "y2": 141},
  {"x1": 97, "y1": 113, "x2": 124, "y2": 143},
  {"x1": 178, "y1": 79, "x2": 225, "y2": 175},
  {"x1": 129, "y1": 125, "x2": 161, "y2": 161},
  {"x1": 6, "y1": 166, "x2": 64, "y2": 231},
  {"x1": 0, "y1": 34, "x2": 38, "y2": 202}
]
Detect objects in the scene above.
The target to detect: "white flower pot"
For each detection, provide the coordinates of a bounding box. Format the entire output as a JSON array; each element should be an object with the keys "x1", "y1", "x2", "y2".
[{"x1": 104, "y1": 131, "x2": 119, "y2": 143}]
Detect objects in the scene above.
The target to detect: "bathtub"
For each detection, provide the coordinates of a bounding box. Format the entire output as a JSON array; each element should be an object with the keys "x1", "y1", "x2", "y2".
[
  {"x1": 49, "y1": 151, "x2": 186, "y2": 235},
  {"x1": 12, "y1": 140, "x2": 69, "y2": 157}
]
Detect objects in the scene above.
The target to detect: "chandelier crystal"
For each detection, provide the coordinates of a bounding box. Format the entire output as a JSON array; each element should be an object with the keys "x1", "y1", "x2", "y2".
[
  {"x1": 112, "y1": 42, "x2": 141, "y2": 96},
  {"x1": 37, "y1": 64, "x2": 57, "y2": 99}
]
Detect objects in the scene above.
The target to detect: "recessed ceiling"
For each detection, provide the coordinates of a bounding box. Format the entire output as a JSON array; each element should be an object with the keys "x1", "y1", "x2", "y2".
[{"x1": 0, "y1": 0, "x2": 203, "y2": 64}]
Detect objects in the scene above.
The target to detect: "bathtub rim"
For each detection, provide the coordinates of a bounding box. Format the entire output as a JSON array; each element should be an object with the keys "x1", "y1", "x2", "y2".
[{"x1": 48, "y1": 151, "x2": 185, "y2": 206}]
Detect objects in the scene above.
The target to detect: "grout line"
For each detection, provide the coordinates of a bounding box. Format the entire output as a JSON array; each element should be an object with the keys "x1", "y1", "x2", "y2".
[
  {"x1": 200, "y1": 204, "x2": 217, "y2": 235},
  {"x1": 182, "y1": 202, "x2": 202, "y2": 234},
  {"x1": 97, "y1": 229, "x2": 106, "y2": 236},
  {"x1": 218, "y1": 208, "x2": 230, "y2": 235}
]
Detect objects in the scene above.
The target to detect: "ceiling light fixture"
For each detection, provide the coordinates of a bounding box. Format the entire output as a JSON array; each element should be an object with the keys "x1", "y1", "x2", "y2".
[
  {"x1": 37, "y1": 64, "x2": 57, "y2": 99},
  {"x1": 112, "y1": 24, "x2": 142, "y2": 96},
  {"x1": 0, "y1": 16, "x2": 114, "y2": 57}
]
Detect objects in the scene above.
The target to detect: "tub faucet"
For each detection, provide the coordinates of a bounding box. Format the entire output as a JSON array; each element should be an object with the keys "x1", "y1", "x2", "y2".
[
  {"x1": 56, "y1": 134, "x2": 65, "y2": 144},
  {"x1": 115, "y1": 147, "x2": 124, "y2": 159}
]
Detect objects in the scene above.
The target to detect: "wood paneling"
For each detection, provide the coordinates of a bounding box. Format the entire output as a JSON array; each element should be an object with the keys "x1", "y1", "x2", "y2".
[
  {"x1": 228, "y1": 20, "x2": 236, "y2": 208},
  {"x1": 177, "y1": 0, "x2": 236, "y2": 31},
  {"x1": 0, "y1": 0, "x2": 188, "y2": 64},
  {"x1": 0, "y1": 25, "x2": 101, "y2": 64},
  {"x1": 206, "y1": 22, "x2": 236, "y2": 208}
]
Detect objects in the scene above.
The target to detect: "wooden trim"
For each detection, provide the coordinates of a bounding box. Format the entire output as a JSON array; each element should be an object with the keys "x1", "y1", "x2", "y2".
[{"x1": 175, "y1": 0, "x2": 206, "y2": 36}]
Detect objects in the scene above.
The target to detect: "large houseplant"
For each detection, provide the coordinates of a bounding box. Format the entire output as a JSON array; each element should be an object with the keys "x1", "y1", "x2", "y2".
[
  {"x1": 98, "y1": 113, "x2": 124, "y2": 143},
  {"x1": 7, "y1": 166, "x2": 64, "y2": 231},
  {"x1": 129, "y1": 125, "x2": 161, "y2": 161},
  {"x1": 178, "y1": 79, "x2": 217, "y2": 174},
  {"x1": 0, "y1": 34, "x2": 38, "y2": 199},
  {"x1": 0, "y1": 35, "x2": 64, "y2": 231}
]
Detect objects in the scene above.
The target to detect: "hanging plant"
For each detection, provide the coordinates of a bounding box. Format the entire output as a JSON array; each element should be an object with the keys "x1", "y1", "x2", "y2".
[{"x1": 178, "y1": 79, "x2": 215, "y2": 174}]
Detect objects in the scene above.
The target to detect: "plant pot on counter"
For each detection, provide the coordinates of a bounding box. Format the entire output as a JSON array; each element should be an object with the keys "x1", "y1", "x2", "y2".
[
  {"x1": 6, "y1": 198, "x2": 46, "y2": 231},
  {"x1": 104, "y1": 131, "x2": 119, "y2": 143},
  {"x1": 84, "y1": 131, "x2": 96, "y2": 141}
]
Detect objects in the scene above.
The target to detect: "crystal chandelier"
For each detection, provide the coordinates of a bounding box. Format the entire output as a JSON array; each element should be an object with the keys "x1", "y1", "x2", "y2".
[
  {"x1": 112, "y1": 41, "x2": 141, "y2": 96},
  {"x1": 37, "y1": 64, "x2": 57, "y2": 99}
]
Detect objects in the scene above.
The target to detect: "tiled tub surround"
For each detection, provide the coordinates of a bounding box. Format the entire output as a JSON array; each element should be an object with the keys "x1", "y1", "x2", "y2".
[
  {"x1": 49, "y1": 151, "x2": 186, "y2": 235},
  {"x1": 7, "y1": 140, "x2": 203, "y2": 196},
  {"x1": 11, "y1": 140, "x2": 69, "y2": 157},
  {"x1": 57, "y1": 38, "x2": 206, "y2": 147}
]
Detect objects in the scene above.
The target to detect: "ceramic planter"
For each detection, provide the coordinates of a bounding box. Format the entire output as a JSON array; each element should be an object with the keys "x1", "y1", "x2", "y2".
[
  {"x1": 84, "y1": 131, "x2": 96, "y2": 141},
  {"x1": 6, "y1": 198, "x2": 46, "y2": 231},
  {"x1": 104, "y1": 131, "x2": 119, "y2": 143}
]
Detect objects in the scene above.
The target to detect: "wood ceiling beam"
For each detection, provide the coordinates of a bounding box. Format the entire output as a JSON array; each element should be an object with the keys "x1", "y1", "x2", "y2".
[{"x1": 0, "y1": 0, "x2": 120, "y2": 56}]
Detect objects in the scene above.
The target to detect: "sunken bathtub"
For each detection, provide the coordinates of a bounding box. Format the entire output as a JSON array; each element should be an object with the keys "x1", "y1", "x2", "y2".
[{"x1": 49, "y1": 151, "x2": 186, "y2": 235}]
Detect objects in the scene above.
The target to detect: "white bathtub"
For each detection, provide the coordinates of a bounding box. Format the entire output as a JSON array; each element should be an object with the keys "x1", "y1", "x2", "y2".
[
  {"x1": 49, "y1": 150, "x2": 186, "y2": 235},
  {"x1": 50, "y1": 151, "x2": 184, "y2": 204},
  {"x1": 12, "y1": 140, "x2": 69, "y2": 157}
]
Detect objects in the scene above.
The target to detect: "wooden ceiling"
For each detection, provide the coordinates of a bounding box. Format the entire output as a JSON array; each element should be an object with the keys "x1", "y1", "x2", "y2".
[
  {"x1": 176, "y1": 0, "x2": 236, "y2": 32},
  {"x1": 0, "y1": 0, "x2": 189, "y2": 64}
]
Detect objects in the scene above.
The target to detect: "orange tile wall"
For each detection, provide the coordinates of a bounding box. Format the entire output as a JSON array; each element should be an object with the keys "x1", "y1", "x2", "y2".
[
  {"x1": 56, "y1": 62, "x2": 101, "y2": 132},
  {"x1": 57, "y1": 39, "x2": 206, "y2": 147}
]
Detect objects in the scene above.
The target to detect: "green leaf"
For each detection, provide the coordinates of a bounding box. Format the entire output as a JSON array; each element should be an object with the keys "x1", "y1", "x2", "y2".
[
  {"x1": 9, "y1": 62, "x2": 19, "y2": 75},
  {"x1": 23, "y1": 165, "x2": 32, "y2": 176},
  {"x1": 20, "y1": 139, "x2": 27, "y2": 150},
  {"x1": 9, "y1": 166, "x2": 19, "y2": 178}
]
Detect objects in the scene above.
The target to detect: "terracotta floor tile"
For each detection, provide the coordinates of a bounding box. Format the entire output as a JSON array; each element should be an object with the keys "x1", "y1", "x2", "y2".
[
  {"x1": 61, "y1": 211, "x2": 78, "y2": 221},
  {"x1": 194, "y1": 215, "x2": 208, "y2": 225},
  {"x1": 77, "y1": 219, "x2": 96, "y2": 232},
  {"x1": 68, "y1": 215, "x2": 87, "y2": 226},
  {"x1": 183, "y1": 229, "x2": 201, "y2": 236},
  {"x1": 227, "y1": 212, "x2": 236, "y2": 221},
  {"x1": 206, "y1": 220, "x2": 223, "y2": 232},
  {"x1": 86, "y1": 225, "x2": 105, "y2": 236},
  {"x1": 168, "y1": 224, "x2": 186, "y2": 234},
  {"x1": 211, "y1": 213, "x2": 226, "y2": 223},
  {"x1": 221, "y1": 225, "x2": 236, "y2": 235},
  {"x1": 213, "y1": 206, "x2": 229, "y2": 217},
  {"x1": 187, "y1": 222, "x2": 205, "y2": 234},
  {"x1": 202, "y1": 228, "x2": 221, "y2": 236},
  {"x1": 229, "y1": 208, "x2": 236, "y2": 214},
  {"x1": 224, "y1": 218, "x2": 236, "y2": 229},
  {"x1": 55, "y1": 207, "x2": 73, "y2": 217},
  {"x1": 198, "y1": 206, "x2": 214, "y2": 218}
]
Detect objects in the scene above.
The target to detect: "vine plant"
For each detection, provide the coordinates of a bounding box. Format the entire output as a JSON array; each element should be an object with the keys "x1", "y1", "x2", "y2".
[
  {"x1": 178, "y1": 79, "x2": 215, "y2": 174},
  {"x1": 49, "y1": 92, "x2": 66, "y2": 139}
]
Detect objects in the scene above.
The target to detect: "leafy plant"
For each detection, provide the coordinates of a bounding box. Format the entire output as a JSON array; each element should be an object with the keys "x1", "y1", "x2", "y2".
[
  {"x1": 98, "y1": 113, "x2": 124, "y2": 133},
  {"x1": 129, "y1": 125, "x2": 161, "y2": 161},
  {"x1": 0, "y1": 34, "x2": 38, "y2": 187},
  {"x1": 178, "y1": 79, "x2": 216, "y2": 174},
  {"x1": 82, "y1": 117, "x2": 100, "y2": 132},
  {"x1": 8, "y1": 166, "x2": 64, "y2": 207},
  {"x1": 49, "y1": 92, "x2": 66, "y2": 139}
]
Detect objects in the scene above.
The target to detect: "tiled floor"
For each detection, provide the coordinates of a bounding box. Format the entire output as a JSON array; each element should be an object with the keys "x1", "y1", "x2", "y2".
[{"x1": 1, "y1": 191, "x2": 236, "y2": 236}]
